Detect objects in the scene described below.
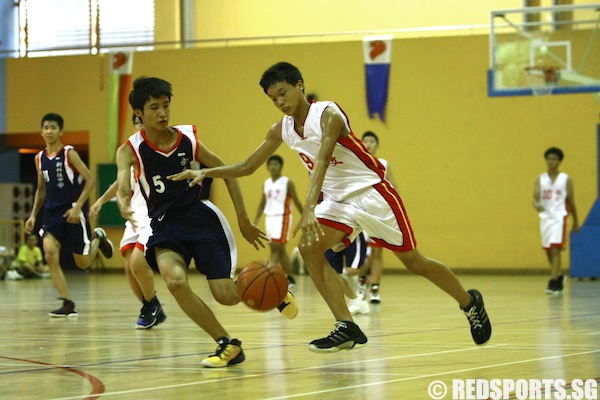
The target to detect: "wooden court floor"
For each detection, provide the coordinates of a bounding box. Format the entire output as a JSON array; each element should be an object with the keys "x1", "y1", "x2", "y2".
[{"x1": 1, "y1": 270, "x2": 599, "y2": 399}]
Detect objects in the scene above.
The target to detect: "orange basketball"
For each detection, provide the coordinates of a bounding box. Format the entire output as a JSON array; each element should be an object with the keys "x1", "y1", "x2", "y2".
[{"x1": 236, "y1": 261, "x2": 288, "y2": 311}]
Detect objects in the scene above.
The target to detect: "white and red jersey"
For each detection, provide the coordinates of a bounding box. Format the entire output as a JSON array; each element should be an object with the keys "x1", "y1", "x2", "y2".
[
  {"x1": 129, "y1": 166, "x2": 150, "y2": 226},
  {"x1": 538, "y1": 172, "x2": 569, "y2": 219},
  {"x1": 263, "y1": 176, "x2": 291, "y2": 217},
  {"x1": 281, "y1": 101, "x2": 386, "y2": 202}
]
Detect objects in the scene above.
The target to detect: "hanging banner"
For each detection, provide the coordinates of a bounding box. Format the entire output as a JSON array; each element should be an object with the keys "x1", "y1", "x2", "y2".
[
  {"x1": 107, "y1": 51, "x2": 133, "y2": 161},
  {"x1": 363, "y1": 35, "x2": 392, "y2": 121}
]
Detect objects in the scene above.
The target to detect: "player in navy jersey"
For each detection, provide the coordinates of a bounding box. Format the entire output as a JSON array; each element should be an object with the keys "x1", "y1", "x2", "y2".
[
  {"x1": 25, "y1": 113, "x2": 114, "y2": 317},
  {"x1": 116, "y1": 76, "x2": 298, "y2": 368}
]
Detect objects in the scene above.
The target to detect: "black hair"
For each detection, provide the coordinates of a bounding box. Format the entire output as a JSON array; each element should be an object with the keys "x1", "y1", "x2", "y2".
[
  {"x1": 267, "y1": 154, "x2": 284, "y2": 166},
  {"x1": 361, "y1": 130, "x2": 379, "y2": 144},
  {"x1": 128, "y1": 76, "x2": 173, "y2": 111},
  {"x1": 544, "y1": 147, "x2": 564, "y2": 161},
  {"x1": 306, "y1": 93, "x2": 319, "y2": 102},
  {"x1": 259, "y1": 62, "x2": 304, "y2": 94},
  {"x1": 41, "y1": 113, "x2": 63, "y2": 130},
  {"x1": 131, "y1": 113, "x2": 143, "y2": 126}
]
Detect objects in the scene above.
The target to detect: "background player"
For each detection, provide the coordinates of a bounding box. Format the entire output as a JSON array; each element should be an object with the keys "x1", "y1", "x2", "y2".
[
  {"x1": 168, "y1": 62, "x2": 492, "y2": 352},
  {"x1": 253, "y1": 154, "x2": 304, "y2": 287},
  {"x1": 90, "y1": 114, "x2": 166, "y2": 329},
  {"x1": 357, "y1": 130, "x2": 399, "y2": 304},
  {"x1": 25, "y1": 113, "x2": 114, "y2": 317},
  {"x1": 532, "y1": 146, "x2": 579, "y2": 294}
]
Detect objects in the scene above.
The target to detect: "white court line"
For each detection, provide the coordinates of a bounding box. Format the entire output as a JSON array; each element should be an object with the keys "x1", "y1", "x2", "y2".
[
  {"x1": 264, "y1": 348, "x2": 600, "y2": 400},
  {"x1": 47, "y1": 344, "x2": 503, "y2": 400}
]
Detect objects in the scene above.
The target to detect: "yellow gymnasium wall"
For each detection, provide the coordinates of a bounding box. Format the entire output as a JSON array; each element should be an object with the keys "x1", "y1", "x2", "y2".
[
  {"x1": 6, "y1": 22, "x2": 598, "y2": 272},
  {"x1": 191, "y1": 0, "x2": 519, "y2": 40}
]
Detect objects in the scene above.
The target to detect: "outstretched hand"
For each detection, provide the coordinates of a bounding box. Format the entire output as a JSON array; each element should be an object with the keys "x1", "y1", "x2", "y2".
[
  {"x1": 239, "y1": 219, "x2": 268, "y2": 250},
  {"x1": 63, "y1": 206, "x2": 83, "y2": 224},
  {"x1": 167, "y1": 169, "x2": 206, "y2": 187},
  {"x1": 293, "y1": 208, "x2": 324, "y2": 248},
  {"x1": 89, "y1": 202, "x2": 102, "y2": 218}
]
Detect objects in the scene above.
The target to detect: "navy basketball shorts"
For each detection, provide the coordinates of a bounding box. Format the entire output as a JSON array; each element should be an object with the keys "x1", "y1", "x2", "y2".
[
  {"x1": 41, "y1": 206, "x2": 92, "y2": 255},
  {"x1": 145, "y1": 200, "x2": 237, "y2": 280}
]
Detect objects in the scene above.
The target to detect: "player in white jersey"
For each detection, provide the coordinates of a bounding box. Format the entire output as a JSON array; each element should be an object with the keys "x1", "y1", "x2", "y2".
[
  {"x1": 169, "y1": 62, "x2": 492, "y2": 352},
  {"x1": 533, "y1": 147, "x2": 579, "y2": 294},
  {"x1": 254, "y1": 155, "x2": 303, "y2": 287},
  {"x1": 90, "y1": 114, "x2": 166, "y2": 328}
]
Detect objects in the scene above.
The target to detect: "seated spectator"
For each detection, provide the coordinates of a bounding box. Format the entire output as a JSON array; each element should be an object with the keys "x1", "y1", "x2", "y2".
[{"x1": 13, "y1": 234, "x2": 48, "y2": 279}]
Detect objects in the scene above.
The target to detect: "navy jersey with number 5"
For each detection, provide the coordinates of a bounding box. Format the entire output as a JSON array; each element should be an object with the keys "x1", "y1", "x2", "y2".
[{"x1": 127, "y1": 125, "x2": 211, "y2": 218}]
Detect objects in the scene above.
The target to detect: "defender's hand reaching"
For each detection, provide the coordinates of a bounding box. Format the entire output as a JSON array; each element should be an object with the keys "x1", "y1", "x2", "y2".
[{"x1": 167, "y1": 169, "x2": 207, "y2": 187}]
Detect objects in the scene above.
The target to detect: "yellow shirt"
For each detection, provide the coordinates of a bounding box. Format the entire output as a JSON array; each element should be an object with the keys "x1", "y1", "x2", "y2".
[{"x1": 17, "y1": 245, "x2": 43, "y2": 267}]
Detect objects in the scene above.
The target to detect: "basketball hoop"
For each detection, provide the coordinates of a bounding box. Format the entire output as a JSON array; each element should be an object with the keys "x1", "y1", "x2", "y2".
[{"x1": 524, "y1": 66, "x2": 560, "y2": 96}]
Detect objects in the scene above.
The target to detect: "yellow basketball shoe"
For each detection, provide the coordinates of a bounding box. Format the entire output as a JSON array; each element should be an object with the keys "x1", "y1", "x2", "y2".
[
  {"x1": 277, "y1": 291, "x2": 298, "y2": 319},
  {"x1": 201, "y1": 337, "x2": 245, "y2": 368}
]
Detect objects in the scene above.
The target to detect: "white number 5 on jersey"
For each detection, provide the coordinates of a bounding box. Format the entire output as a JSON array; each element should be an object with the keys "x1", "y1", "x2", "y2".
[{"x1": 152, "y1": 175, "x2": 166, "y2": 193}]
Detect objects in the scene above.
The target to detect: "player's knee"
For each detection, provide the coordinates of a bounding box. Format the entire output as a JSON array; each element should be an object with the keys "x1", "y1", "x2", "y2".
[
  {"x1": 74, "y1": 259, "x2": 90, "y2": 270},
  {"x1": 213, "y1": 291, "x2": 238, "y2": 306},
  {"x1": 162, "y1": 273, "x2": 188, "y2": 294},
  {"x1": 210, "y1": 280, "x2": 240, "y2": 305},
  {"x1": 44, "y1": 251, "x2": 59, "y2": 265}
]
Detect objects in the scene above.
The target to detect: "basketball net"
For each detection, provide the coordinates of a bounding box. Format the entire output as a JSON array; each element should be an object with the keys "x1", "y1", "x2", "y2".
[{"x1": 524, "y1": 66, "x2": 560, "y2": 96}]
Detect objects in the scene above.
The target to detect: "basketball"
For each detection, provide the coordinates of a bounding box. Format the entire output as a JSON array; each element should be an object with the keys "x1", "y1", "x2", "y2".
[{"x1": 237, "y1": 261, "x2": 289, "y2": 311}]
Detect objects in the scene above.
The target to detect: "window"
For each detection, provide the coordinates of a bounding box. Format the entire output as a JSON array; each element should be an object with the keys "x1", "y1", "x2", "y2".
[
  {"x1": 20, "y1": 0, "x2": 154, "y2": 57},
  {"x1": 97, "y1": 0, "x2": 154, "y2": 52}
]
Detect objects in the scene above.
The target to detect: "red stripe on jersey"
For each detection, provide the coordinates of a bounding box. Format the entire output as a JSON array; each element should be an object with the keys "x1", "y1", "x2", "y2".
[
  {"x1": 120, "y1": 242, "x2": 135, "y2": 256},
  {"x1": 317, "y1": 218, "x2": 353, "y2": 236},
  {"x1": 64, "y1": 147, "x2": 76, "y2": 173},
  {"x1": 279, "y1": 201, "x2": 291, "y2": 244},
  {"x1": 338, "y1": 133, "x2": 385, "y2": 180},
  {"x1": 36, "y1": 151, "x2": 43, "y2": 172},
  {"x1": 127, "y1": 140, "x2": 154, "y2": 213},
  {"x1": 192, "y1": 125, "x2": 200, "y2": 161},
  {"x1": 140, "y1": 128, "x2": 183, "y2": 155},
  {"x1": 283, "y1": 194, "x2": 292, "y2": 216},
  {"x1": 44, "y1": 145, "x2": 65, "y2": 159},
  {"x1": 373, "y1": 181, "x2": 417, "y2": 252},
  {"x1": 127, "y1": 141, "x2": 142, "y2": 182}
]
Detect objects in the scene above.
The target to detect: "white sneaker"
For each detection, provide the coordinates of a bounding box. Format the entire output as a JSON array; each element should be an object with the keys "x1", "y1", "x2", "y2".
[
  {"x1": 348, "y1": 297, "x2": 370, "y2": 315},
  {"x1": 6, "y1": 270, "x2": 23, "y2": 280}
]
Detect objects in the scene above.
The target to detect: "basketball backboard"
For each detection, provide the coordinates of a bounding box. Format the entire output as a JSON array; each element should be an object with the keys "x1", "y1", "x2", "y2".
[{"x1": 488, "y1": 3, "x2": 600, "y2": 97}]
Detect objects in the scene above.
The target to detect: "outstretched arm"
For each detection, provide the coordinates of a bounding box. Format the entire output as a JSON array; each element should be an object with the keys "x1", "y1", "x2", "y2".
[
  {"x1": 25, "y1": 154, "x2": 46, "y2": 234},
  {"x1": 167, "y1": 122, "x2": 284, "y2": 185},
  {"x1": 197, "y1": 141, "x2": 269, "y2": 250},
  {"x1": 293, "y1": 107, "x2": 346, "y2": 247},
  {"x1": 115, "y1": 144, "x2": 136, "y2": 228},
  {"x1": 287, "y1": 179, "x2": 304, "y2": 213},
  {"x1": 90, "y1": 180, "x2": 118, "y2": 218},
  {"x1": 385, "y1": 163, "x2": 398, "y2": 190},
  {"x1": 532, "y1": 176, "x2": 544, "y2": 212},
  {"x1": 64, "y1": 149, "x2": 95, "y2": 224},
  {"x1": 254, "y1": 188, "x2": 267, "y2": 226}
]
